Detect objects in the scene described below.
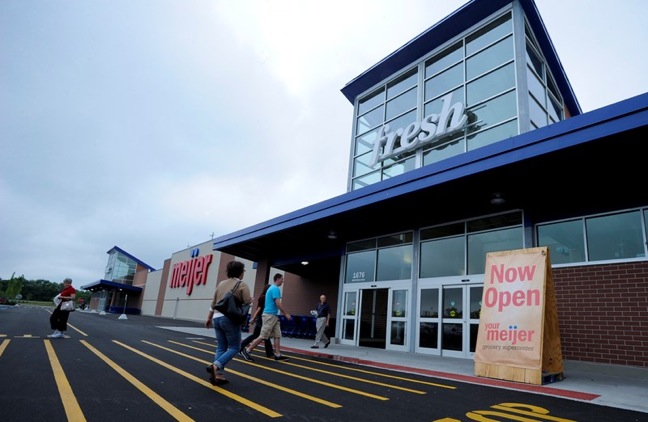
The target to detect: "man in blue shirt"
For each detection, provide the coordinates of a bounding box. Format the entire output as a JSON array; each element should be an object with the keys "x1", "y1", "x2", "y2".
[{"x1": 242, "y1": 273, "x2": 292, "y2": 361}]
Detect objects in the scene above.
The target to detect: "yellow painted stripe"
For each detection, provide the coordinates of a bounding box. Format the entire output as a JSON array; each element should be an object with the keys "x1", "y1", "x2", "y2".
[
  {"x1": 153, "y1": 340, "x2": 341, "y2": 408},
  {"x1": 44, "y1": 340, "x2": 87, "y2": 421},
  {"x1": 281, "y1": 359, "x2": 426, "y2": 394},
  {"x1": 80, "y1": 340, "x2": 194, "y2": 421},
  {"x1": 287, "y1": 354, "x2": 456, "y2": 390},
  {"x1": 0, "y1": 339, "x2": 9, "y2": 356},
  {"x1": 113, "y1": 340, "x2": 282, "y2": 418},
  {"x1": 187, "y1": 340, "x2": 389, "y2": 401}
]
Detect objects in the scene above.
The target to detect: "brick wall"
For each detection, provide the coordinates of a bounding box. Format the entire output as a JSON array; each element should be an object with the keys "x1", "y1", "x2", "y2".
[{"x1": 553, "y1": 262, "x2": 648, "y2": 368}]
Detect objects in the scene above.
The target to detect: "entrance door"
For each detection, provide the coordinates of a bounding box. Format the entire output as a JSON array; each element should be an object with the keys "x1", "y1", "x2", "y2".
[
  {"x1": 441, "y1": 284, "x2": 483, "y2": 358},
  {"x1": 359, "y1": 288, "x2": 388, "y2": 348}
]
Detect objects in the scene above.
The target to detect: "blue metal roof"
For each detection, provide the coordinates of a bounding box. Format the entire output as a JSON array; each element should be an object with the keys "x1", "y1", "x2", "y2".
[{"x1": 340, "y1": 0, "x2": 581, "y2": 116}]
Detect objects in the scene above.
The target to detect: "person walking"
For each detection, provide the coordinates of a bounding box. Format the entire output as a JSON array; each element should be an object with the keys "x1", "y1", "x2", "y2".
[
  {"x1": 242, "y1": 273, "x2": 291, "y2": 361},
  {"x1": 311, "y1": 294, "x2": 331, "y2": 348},
  {"x1": 238, "y1": 283, "x2": 275, "y2": 360},
  {"x1": 49, "y1": 278, "x2": 76, "y2": 338},
  {"x1": 205, "y1": 260, "x2": 253, "y2": 385}
]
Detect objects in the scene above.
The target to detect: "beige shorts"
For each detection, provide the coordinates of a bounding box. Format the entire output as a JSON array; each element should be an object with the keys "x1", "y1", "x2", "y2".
[{"x1": 259, "y1": 314, "x2": 282, "y2": 339}]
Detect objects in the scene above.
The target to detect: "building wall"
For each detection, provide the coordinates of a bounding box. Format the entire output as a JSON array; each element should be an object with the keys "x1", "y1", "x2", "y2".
[
  {"x1": 555, "y1": 262, "x2": 648, "y2": 368},
  {"x1": 140, "y1": 267, "x2": 162, "y2": 316}
]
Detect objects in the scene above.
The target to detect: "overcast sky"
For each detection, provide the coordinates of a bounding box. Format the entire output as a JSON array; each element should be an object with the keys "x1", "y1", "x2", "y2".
[{"x1": 1, "y1": 0, "x2": 647, "y2": 286}]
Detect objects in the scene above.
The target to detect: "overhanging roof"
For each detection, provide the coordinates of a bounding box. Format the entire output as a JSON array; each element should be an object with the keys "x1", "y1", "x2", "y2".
[
  {"x1": 212, "y1": 92, "x2": 648, "y2": 279},
  {"x1": 340, "y1": 0, "x2": 581, "y2": 116},
  {"x1": 80, "y1": 279, "x2": 143, "y2": 293}
]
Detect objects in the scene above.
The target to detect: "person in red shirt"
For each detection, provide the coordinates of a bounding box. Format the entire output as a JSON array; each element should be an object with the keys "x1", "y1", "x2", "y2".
[{"x1": 49, "y1": 278, "x2": 76, "y2": 338}]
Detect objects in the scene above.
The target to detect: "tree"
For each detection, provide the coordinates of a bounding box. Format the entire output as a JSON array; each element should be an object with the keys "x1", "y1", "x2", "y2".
[{"x1": 5, "y1": 275, "x2": 24, "y2": 300}]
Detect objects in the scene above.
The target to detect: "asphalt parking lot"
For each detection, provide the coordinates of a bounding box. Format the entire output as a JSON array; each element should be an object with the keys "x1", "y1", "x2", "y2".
[{"x1": 1, "y1": 305, "x2": 647, "y2": 421}]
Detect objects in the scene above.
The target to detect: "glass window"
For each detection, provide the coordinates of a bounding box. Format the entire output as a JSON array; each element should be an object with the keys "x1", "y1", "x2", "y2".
[
  {"x1": 537, "y1": 219, "x2": 586, "y2": 264},
  {"x1": 345, "y1": 250, "x2": 376, "y2": 283},
  {"x1": 466, "y1": 119, "x2": 518, "y2": 151},
  {"x1": 425, "y1": 63, "x2": 463, "y2": 101},
  {"x1": 344, "y1": 292, "x2": 357, "y2": 316},
  {"x1": 422, "y1": 138, "x2": 464, "y2": 166},
  {"x1": 382, "y1": 156, "x2": 415, "y2": 179},
  {"x1": 420, "y1": 236, "x2": 465, "y2": 277},
  {"x1": 420, "y1": 289, "x2": 439, "y2": 317},
  {"x1": 468, "y1": 212, "x2": 522, "y2": 231},
  {"x1": 356, "y1": 105, "x2": 384, "y2": 136},
  {"x1": 106, "y1": 251, "x2": 137, "y2": 283},
  {"x1": 469, "y1": 286, "x2": 483, "y2": 319},
  {"x1": 425, "y1": 41, "x2": 463, "y2": 78},
  {"x1": 352, "y1": 171, "x2": 381, "y2": 190},
  {"x1": 466, "y1": 13, "x2": 512, "y2": 56},
  {"x1": 548, "y1": 94, "x2": 562, "y2": 122},
  {"x1": 392, "y1": 290, "x2": 407, "y2": 317},
  {"x1": 386, "y1": 87, "x2": 417, "y2": 121},
  {"x1": 421, "y1": 222, "x2": 465, "y2": 240},
  {"x1": 352, "y1": 151, "x2": 374, "y2": 177},
  {"x1": 385, "y1": 109, "x2": 417, "y2": 136},
  {"x1": 443, "y1": 288, "x2": 463, "y2": 318},
  {"x1": 467, "y1": 62, "x2": 515, "y2": 106},
  {"x1": 466, "y1": 35, "x2": 513, "y2": 80},
  {"x1": 467, "y1": 90, "x2": 517, "y2": 133},
  {"x1": 424, "y1": 86, "x2": 464, "y2": 117},
  {"x1": 526, "y1": 42, "x2": 543, "y2": 77},
  {"x1": 527, "y1": 67, "x2": 546, "y2": 107},
  {"x1": 387, "y1": 68, "x2": 417, "y2": 99},
  {"x1": 358, "y1": 87, "x2": 385, "y2": 115},
  {"x1": 547, "y1": 73, "x2": 561, "y2": 104},
  {"x1": 347, "y1": 238, "x2": 376, "y2": 252},
  {"x1": 377, "y1": 245, "x2": 412, "y2": 281},
  {"x1": 529, "y1": 95, "x2": 547, "y2": 128},
  {"x1": 586, "y1": 211, "x2": 645, "y2": 261},
  {"x1": 354, "y1": 130, "x2": 376, "y2": 156},
  {"x1": 419, "y1": 322, "x2": 438, "y2": 348},
  {"x1": 467, "y1": 226, "x2": 523, "y2": 274}
]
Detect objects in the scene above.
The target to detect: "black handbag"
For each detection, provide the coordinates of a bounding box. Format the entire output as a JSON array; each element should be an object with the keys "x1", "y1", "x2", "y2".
[{"x1": 213, "y1": 281, "x2": 249, "y2": 325}]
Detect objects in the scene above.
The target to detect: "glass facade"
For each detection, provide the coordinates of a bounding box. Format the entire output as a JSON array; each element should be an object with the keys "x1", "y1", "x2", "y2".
[
  {"x1": 104, "y1": 250, "x2": 138, "y2": 284},
  {"x1": 350, "y1": 9, "x2": 565, "y2": 191},
  {"x1": 537, "y1": 208, "x2": 648, "y2": 265}
]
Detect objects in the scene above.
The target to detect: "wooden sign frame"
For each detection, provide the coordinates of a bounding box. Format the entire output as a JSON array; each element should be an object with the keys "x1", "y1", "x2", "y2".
[{"x1": 474, "y1": 247, "x2": 563, "y2": 385}]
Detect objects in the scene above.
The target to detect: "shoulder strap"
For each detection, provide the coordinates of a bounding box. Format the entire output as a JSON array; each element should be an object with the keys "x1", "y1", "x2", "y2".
[{"x1": 230, "y1": 280, "x2": 242, "y2": 293}]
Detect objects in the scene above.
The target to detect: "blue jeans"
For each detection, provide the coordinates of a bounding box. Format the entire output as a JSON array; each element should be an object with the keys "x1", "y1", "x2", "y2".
[{"x1": 212, "y1": 315, "x2": 242, "y2": 370}]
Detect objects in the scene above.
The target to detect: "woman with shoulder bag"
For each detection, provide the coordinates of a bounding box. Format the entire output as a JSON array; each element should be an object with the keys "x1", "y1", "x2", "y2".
[
  {"x1": 49, "y1": 278, "x2": 76, "y2": 338},
  {"x1": 204, "y1": 260, "x2": 253, "y2": 385}
]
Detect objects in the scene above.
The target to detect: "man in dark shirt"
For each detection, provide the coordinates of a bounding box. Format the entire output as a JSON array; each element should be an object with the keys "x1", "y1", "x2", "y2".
[{"x1": 311, "y1": 295, "x2": 331, "y2": 348}]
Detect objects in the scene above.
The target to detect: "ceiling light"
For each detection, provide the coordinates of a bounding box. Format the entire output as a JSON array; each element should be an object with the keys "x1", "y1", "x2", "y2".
[
  {"x1": 301, "y1": 261, "x2": 309, "y2": 266},
  {"x1": 327, "y1": 230, "x2": 337, "y2": 239},
  {"x1": 490, "y1": 193, "x2": 506, "y2": 205}
]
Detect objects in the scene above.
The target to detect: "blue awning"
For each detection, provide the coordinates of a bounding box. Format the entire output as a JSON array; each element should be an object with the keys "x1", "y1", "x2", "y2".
[{"x1": 80, "y1": 279, "x2": 143, "y2": 293}]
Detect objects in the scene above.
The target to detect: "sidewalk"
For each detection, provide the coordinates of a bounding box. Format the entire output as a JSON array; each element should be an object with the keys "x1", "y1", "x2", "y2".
[{"x1": 161, "y1": 326, "x2": 648, "y2": 414}]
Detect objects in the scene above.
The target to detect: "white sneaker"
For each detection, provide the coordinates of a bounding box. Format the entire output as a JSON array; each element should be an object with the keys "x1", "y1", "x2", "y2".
[{"x1": 49, "y1": 332, "x2": 62, "y2": 338}]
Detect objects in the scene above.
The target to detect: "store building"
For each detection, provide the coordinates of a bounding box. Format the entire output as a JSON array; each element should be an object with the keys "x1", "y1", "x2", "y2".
[
  {"x1": 106, "y1": 0, "x2": 647, "y2": 369},
  {"x1": 205, "y1": 0, "x2": 648, "y2": 368},
  {"x1": 81, "y1": 246, "x2": 153, "y2": 314}
]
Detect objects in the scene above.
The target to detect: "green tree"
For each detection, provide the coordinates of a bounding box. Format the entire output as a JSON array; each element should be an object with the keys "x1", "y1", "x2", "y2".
[{"x1": 5, "y1": 275, "x2": 25, "y2": 300}]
